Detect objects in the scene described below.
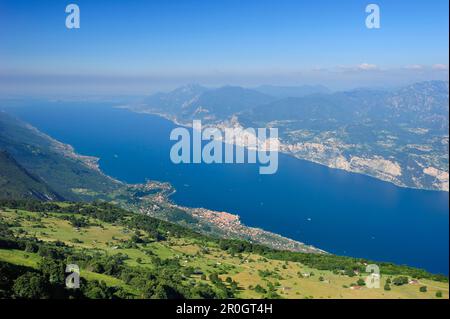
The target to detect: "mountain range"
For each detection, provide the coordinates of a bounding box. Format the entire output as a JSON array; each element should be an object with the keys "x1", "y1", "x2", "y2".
[{"x1": 131, "y1": 81, "x2": 449, "y2": 191}]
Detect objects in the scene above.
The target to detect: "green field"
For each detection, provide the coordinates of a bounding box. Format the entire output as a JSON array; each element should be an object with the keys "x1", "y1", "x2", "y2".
[{"x1": 1, "y1": 202, "x2": 448, "y2": 299}]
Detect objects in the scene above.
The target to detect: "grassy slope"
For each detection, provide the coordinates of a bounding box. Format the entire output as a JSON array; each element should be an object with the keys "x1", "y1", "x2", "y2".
[{"x1": 1, "y1": 208, "x2": 447, "y2": 299}]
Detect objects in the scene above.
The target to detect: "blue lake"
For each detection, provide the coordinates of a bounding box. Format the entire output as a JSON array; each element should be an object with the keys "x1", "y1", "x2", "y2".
[{"x1": 6, "y1": 101, "x2": 449, "y2": 274}]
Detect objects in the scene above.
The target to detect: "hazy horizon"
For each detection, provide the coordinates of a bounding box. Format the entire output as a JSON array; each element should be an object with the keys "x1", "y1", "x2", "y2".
[{"x1": 1, "y1": 0, "x2": 448, "y2": 95}]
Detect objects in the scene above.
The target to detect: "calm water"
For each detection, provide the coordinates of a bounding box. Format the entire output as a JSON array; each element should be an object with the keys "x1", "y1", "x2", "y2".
[{"x1": 6, "y1": 102, "x2": 449, "y2": 274}]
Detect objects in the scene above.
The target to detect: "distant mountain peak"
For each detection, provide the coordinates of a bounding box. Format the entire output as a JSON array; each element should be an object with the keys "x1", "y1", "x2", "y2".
[
  {"x1": 171, "y1": 83, "x2": 208, "y2": 94},
  {"x1": 254, "y1": 84, "x2": 331, "y2": 98}
]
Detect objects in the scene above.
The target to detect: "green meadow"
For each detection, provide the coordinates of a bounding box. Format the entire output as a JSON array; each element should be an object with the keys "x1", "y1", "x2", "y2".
[{"x1": 1, "y1": 202, "x2": 447, "y2": 299}]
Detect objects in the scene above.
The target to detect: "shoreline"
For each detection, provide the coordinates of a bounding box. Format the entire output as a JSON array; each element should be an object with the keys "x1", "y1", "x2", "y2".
[
  {"x1": 127, "y1": 108, "x2": 449, "y2": 193},
  {"x1": 44, "y1": 118, "x2": 324, "y2": 253},
  {"x1": 30, "y1": 106, "x2": 446, "y2": 273},
  {"x1": 26, "y1": 111, "x2": 320, "y2": 254},
  {"x1": 125, "y1": 179, "x2": 324, "y2": 254}
]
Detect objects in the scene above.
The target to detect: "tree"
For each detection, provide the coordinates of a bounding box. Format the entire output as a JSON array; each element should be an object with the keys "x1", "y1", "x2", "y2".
[
  {"x1": 25, "y1": 242, "x2": 38, "y2": 253},
  {"x1": 419, "y1": 286, "x2": 427, "y2": 293},
  {"x1": 265, "y1": 291, "x2": 282, "y2": 299},
  {"x1": 436, "y1": 291, "x2": 443, "y2": 298},
  {"x1": 384, "y1": 283, "x2": 391, "y2": 291},
  {"x1": 209, "y1": 273, "x2": 221, "y2": 283},
  {"x1": 254, "y1": 284, "x2": 266, "y2": 294},
  {"x1": 356, "y1": 278, "x2": 366, "y2": 286},
  {"x1": 38, "y1": 258, "x2": 65, "y2": 285},
  {"x1": 190, "y1": 284, "x2": 218, "y2": 299},
  {"x1": 230, "y1": 281, "x2": 239, "y2": 292},
  {"x1": 12, "y1": 272, "x2": 49, "y2": 299},
  {"x1": 83, "y1": 280, "x2": 115, "y2": 299},
  {"x1": 131, "y1": 234, "x2": 144, "y2": 244},
  {"x1": 151, "y1": 284, "x2": 183, "y2": 299}
]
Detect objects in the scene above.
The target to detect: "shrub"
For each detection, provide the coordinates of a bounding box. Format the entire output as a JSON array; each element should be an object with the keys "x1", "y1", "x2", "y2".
[
  {"x1": 254, "y1": 284, "x2": 267, "y2": 294},
  {"x1": 392, "y1": 276, "x2": 409, "y2": 286},
  {"x1": 357, "y1": 278, "x2": 366, "y2": 286}
]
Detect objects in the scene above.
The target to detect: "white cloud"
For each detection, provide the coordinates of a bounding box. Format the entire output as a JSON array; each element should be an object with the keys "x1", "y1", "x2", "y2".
[
  {"x1": 405, "y1": 64, "x2": 424, "y2": 70},
  {"x1": 357, "y1": 63, "x2": 378, "y2": 71},
  {"x1": 432, "y1": 64, "x2": 449, "y2": 70}
]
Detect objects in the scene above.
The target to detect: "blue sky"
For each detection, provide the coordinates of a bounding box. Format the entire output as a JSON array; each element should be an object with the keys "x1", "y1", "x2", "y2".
[{"x1": 0, "y1": 0, "x2": 448, "y2": 95}]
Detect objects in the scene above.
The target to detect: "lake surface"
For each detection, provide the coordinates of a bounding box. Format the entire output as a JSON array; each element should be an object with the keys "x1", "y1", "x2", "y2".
[{"x1": 6, "y1": 101, "x2": 449, "y2": 274}]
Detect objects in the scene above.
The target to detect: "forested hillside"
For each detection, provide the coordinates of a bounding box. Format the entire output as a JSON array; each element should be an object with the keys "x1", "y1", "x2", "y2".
[{"x1": 0, "y1": 150, "x2": 62, "y2": 201}]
